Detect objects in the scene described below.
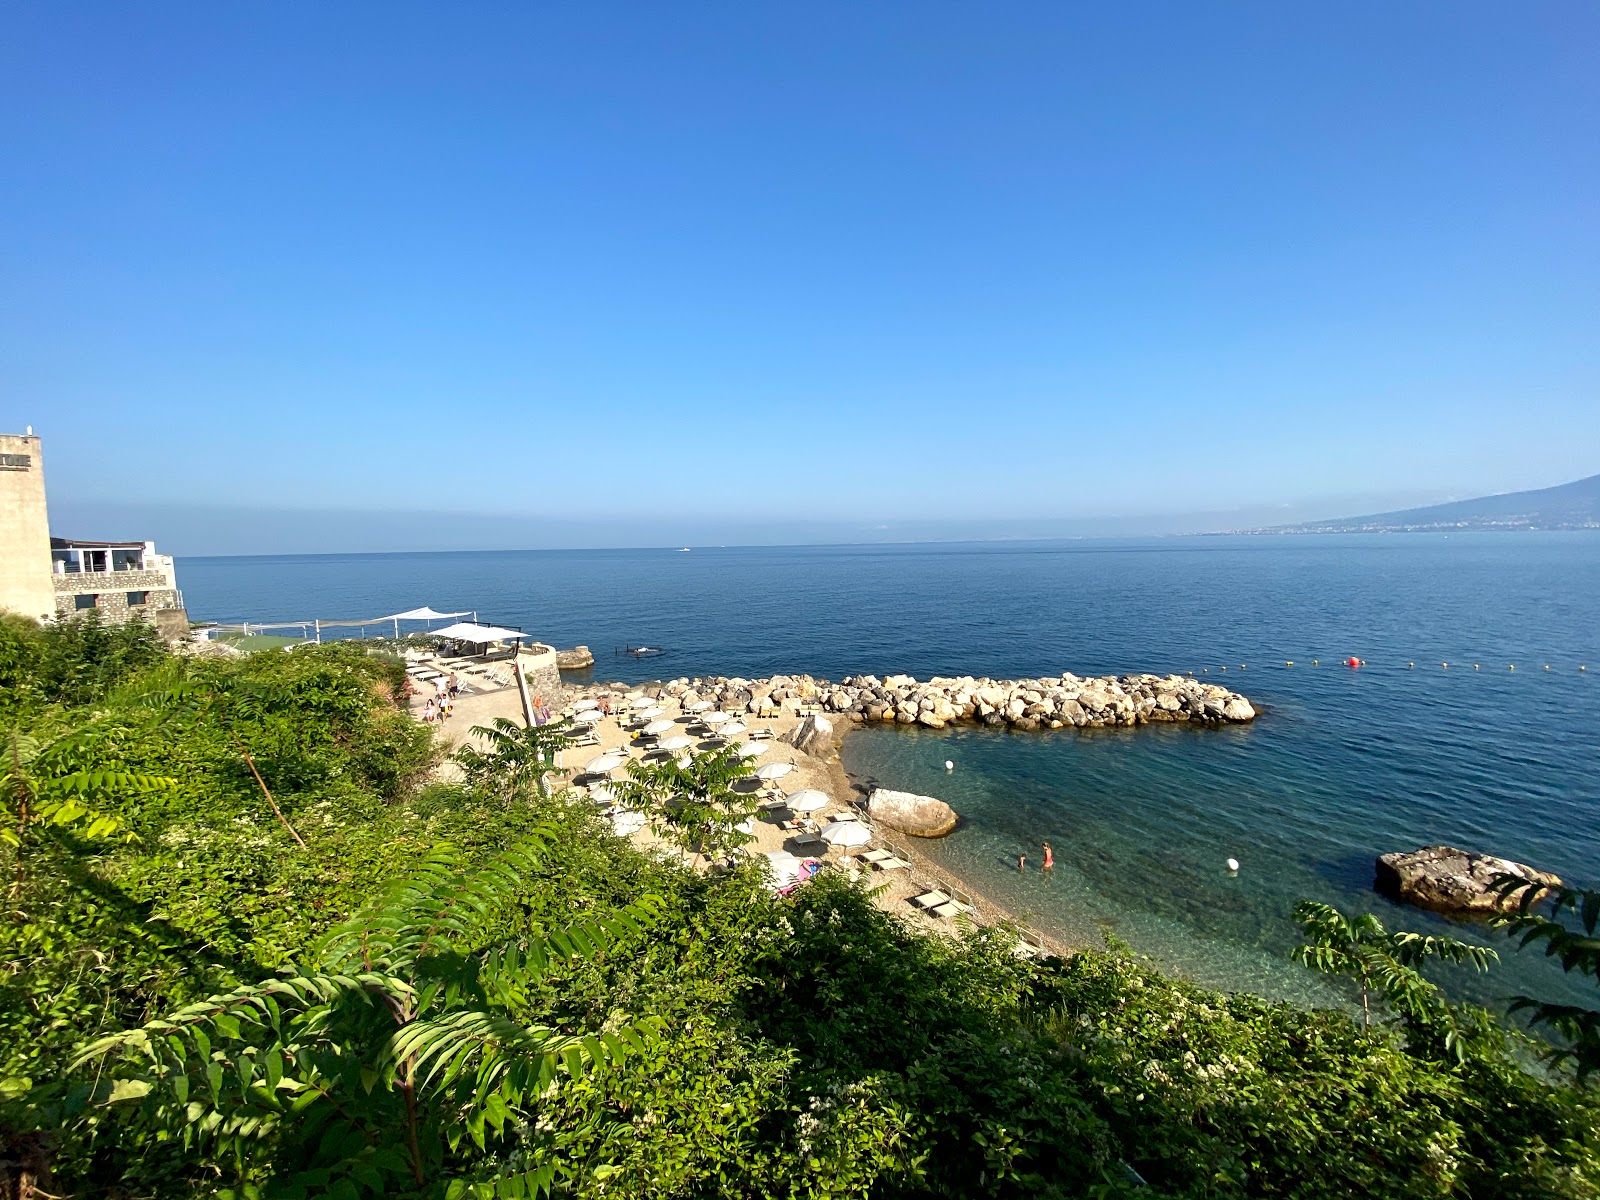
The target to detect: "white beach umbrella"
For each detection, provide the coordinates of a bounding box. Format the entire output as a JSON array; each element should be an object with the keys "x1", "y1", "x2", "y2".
[
  {"x1": 821, "y1": 821, "x2": 872, "y2": 848},
  {"x1": 572, "y1": 698, "x2": 599, "y2": 712},
  {"x1": 755, "y1": 762, "x2": 794, "y2": 781},
  {"x1": 719, "y1": 720, "x2": 748, "y2": 737},
  {"x1": 785, "y1": 789, "x2": 830, "y2": 813},
  {"x1": 657, "y1": 734, "x2": 693, "y2": 751},
  {"x1": 585, "y1": 752, "x2": 626, "y2": 774},
  {"x1": 736, "y1": 741, "x2": 766, "y2": 759},
  {"x1": 704, "y1": 710, "x2": 733, "y2": 724},
  {"x1": 763, "y1": 850, "x2": 801, "y2": 887},
  {"x1": 571, "y1": 708, "x2": 603, "y2": 724},
  {"x1": 588, "y1": 783, "x2": 617, "y2": 806},
  {"x1": 636, "y1": 706, "x2": 666, "y2": 719},
  {"x1": 733, "y1": 816, "x2": 756, "y2": 835},
  {"x1": 643, "y1": 719, "x2": 676, "y2": 735},
  {"x1": 611, "y1": 810, "x2": 647, "y2": 836},
  {"x1": 687, "y1": 700, "x2": 713, "y2": 712}
]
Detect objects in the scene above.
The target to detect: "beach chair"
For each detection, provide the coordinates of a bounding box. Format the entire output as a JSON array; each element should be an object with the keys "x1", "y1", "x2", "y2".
[
  {"x1": 859, "y1": 848, "x2": 892, "y2": 866},
  {"x1": 789, "y1": 830, "x2": 824, "y2": 851},
  {"x1": 1014, "y1": 931, "x2": 1046, "y2": 960},
  {"x1": 909, "y1": 882, "x2": 952, "y2": 911}
]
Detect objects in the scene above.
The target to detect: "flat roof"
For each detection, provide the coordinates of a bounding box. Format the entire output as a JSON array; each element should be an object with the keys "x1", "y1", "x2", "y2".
[{"x1": 51, "y1": 537, "x2": 147, "y2": 549}]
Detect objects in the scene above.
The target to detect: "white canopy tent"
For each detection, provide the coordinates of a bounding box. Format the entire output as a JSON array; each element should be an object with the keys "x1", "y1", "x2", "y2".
[
  {"x1": 428, "y1": 622, "x2": 533, "y2": 645},
  {"x1": 314, "y1": 605, "x2": 475, "y2": 640}
]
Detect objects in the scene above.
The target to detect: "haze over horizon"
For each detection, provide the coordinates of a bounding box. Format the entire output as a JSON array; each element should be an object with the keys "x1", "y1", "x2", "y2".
[{"x1": 4, "y1": 3, "x2": 1597, "y2": 554}]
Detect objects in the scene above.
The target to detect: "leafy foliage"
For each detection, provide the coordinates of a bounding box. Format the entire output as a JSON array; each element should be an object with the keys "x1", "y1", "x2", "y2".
[
  {"x1": 75, "y1": 834, "x2": 663, "y2": 1198},
  {"x1": 453, "y1": 717, "x2": 574, "y2": 800},
  {"x1": 613, "y1": 742, "x2": 758, "y2": 867},
  {"x1": 3, "y1": 629, "x2": 1598, "y2": 1198},
  {"x1": 1291, "y1": 901, "x2": 1497, "y2": 1062},
  {"x1": 1495, "y1": 875, "x2": 1600, "y2": 1084}
]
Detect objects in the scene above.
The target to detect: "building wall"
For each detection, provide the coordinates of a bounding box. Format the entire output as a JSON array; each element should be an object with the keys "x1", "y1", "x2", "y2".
[
  {"x1": 0, "y1": 433, "x2": 56, "y2": 623},
  {"x1": 518, "y1": 645, "x2": 564, "y2": 701}
]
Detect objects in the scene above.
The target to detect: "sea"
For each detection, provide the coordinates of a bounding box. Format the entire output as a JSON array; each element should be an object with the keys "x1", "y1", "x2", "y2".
[{"x1": 181, "y1": 534, "x2": 1600, "y2": 1012}]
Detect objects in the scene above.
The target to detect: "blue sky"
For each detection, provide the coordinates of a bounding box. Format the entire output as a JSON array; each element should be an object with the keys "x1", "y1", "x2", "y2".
[{"x1": 3, "y1": 3, "x2": 1597, "y2": 551}]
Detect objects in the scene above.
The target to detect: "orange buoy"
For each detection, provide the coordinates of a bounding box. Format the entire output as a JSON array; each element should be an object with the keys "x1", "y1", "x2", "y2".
[{"x1": 1345, "y1": 657, "x2": 1362, "y2": 668}]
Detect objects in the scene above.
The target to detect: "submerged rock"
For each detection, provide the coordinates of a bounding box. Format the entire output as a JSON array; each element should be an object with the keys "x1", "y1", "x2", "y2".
[
  {"x1": 868, "y1": 788, "x2": 959, "y2": 838},
  {"x1": 1375, "y1": 845, "x2": 1561, "y2": 913}
]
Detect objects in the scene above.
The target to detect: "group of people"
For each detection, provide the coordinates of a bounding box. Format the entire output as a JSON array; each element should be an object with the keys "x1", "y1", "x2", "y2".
[
  {"x1": 1018, "y1": 842, "x2": 1054, "y2": 872},
  {"x1": 420, "y1": 672, "x2": 462, "y2": 724}
]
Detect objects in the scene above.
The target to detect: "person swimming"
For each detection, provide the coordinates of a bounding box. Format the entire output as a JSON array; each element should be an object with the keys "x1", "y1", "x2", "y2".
[{"x1": 1043, "y1": 842, "x2": 1054, "y2": 870}]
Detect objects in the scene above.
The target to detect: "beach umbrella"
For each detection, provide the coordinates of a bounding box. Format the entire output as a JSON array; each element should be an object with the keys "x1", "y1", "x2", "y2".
[
  {"x1": 643, "y1": 719, "x2": 676, "y2": 735},
  {"x1": 611, "y1": 810, "x2": 647, "y2": 836},
  {"x1": 657, "y1": 734, "x2": 693, "y2": 750},
  {"x1": 573, "y1": 698, "x2": 599, "y2": 712},
  {"x1": 719, "y1": 720, "x2": 748, "y2": 737},
  {"x1": 756, "y1": 762, "x2": 794, "y2": 781},
  {"x1": 571, "y1": 708, "x2": 603, "y2": 724},
  {"x1": 732, "y1": 816, "x2": 756, "y2": 835},
  {"x1": 702, "y1": 710, "x2": 731, "y2": 725},
  {"x1": 636, "y1": 706, "x2": 666, "y2": 719},
  {"x1": 821, "y1": 821, "x2": 872, "y2": 848},
  {"x1": 687, "y1": 700, "x2": 713, "y2": 712},
  {"x1": 785, "y1": 789, "x2": 830, "y2": 813},
  {"x1": 588, "y1": 783, "x2": 617, "y2": 806},
  {"x1": 736, "y1": 741, "x2": 765, "y2": 759},
  {"x1": 585, "y1": 752, "x2": 626, "y2": 773}
]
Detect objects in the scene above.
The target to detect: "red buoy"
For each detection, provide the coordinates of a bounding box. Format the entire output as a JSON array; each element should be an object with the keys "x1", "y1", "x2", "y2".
[{"x1": 1345, "y1": 657, "x2": 1362, "y2": 668}]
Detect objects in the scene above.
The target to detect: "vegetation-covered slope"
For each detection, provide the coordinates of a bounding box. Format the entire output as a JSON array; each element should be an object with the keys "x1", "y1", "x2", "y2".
[{"x1": 2, "y1": 616, "x2": 1596, "y2": 1198}]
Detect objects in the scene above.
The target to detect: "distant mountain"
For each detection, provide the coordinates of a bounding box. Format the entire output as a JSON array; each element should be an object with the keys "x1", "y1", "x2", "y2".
[{"x1": 1259, "y1": 473, "x2": 1600, "y2": 533}]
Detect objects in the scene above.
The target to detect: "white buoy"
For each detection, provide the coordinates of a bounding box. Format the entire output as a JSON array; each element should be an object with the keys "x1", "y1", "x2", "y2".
[
  {"x1": 1226, "y1": 857, "x2": 1240, "y2": 872},
  {"x1": 945, "y1": 760, "x2": 953, "y2": 772}
]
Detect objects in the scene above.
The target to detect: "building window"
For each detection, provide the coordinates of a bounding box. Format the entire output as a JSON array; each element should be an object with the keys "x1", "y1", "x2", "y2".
[
  {"x1": 113, "y1": 549, "x2": 143, "y2": 571},
  {"x1": 75, "y1": 594, "x2": 98, "y2": 610},
  {"x1": 127, "y1": 591, "x2": 149, "y2": 606}
]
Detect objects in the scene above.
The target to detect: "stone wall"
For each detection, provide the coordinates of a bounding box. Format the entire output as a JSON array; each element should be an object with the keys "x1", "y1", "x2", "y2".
[
  {"x1": 54, "y1": 568, "x2": 176, "y2": 593},
  {"x1": 54, "y1": 584, "x2": 187, "y2": 630},
  {"x1": 517, "y1": 645, "x2": 564, "y2": 702}
]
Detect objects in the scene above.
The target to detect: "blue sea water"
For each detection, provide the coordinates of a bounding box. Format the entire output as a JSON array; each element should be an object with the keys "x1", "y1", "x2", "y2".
[{"x1": 181, "y1": 534, "x2": 1600, "y2": 1008}]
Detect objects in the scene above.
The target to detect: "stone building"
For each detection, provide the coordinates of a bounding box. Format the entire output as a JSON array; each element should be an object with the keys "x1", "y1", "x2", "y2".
[
  {"x1": 0, "y1": 431, "x2": 56, "y2": 623},
  {"x1": 51, "y1": 537, "x2": 189, "y2": 639},
  {"x1": 0, "y1": 430, "x2": 190, "y2": 639}
]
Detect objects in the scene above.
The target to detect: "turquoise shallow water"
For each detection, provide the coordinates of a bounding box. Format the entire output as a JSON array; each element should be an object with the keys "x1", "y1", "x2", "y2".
[{"x1": 181, "y1": 533, "x2": 1600, "y2": 1007}]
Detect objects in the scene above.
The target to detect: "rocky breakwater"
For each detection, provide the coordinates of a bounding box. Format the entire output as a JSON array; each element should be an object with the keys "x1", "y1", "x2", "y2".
[
  {"x1": 822, "y1": 671, "x2": 1255, "y2": 731},
  {"x1": 641, "y1": 670, "x2": 1255, "y2": 736}
]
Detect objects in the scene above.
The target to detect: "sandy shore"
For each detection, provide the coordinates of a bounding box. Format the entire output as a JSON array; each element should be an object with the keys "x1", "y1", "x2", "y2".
[{"x1": 413, "y1": 675, "x2": 1070, "y2": 955}]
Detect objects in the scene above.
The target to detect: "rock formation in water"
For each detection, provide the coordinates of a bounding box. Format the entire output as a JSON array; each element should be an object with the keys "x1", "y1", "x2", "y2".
[
  {"x1": 556, "y1": 645, "x2": 595, "y2": 670},
  {"x1": 647, "y1": 670, "x2": 1255, "y2": 732},
  {"x1": 1375, "y1": 845, "x2": 1561, "y2": 913},
  {"x1": 868, "y1": 788, "x2": 959, "y2": 838}
]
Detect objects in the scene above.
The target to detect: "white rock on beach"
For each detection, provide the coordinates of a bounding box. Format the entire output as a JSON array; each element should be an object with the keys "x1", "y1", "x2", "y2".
[{"x1": 868, "y1": 788, "x2": 959, "y2": 838}]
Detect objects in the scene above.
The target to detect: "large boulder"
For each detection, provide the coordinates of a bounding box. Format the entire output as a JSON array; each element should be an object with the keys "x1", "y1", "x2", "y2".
[
  {"x1": 868, "y1": 788, "x2": 959, "y2": 838},
  {"x1": 781, "y1": 713, "x2": 835, "y2": 757},
  {"x1": 1375, "y1": 845, "x2": 1561, "y2": 914}
]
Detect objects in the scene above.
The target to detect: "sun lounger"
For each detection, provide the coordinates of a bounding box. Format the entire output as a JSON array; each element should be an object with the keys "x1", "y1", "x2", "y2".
[
  {"x1": 875, "y1": 856, "x2": 911, "y2": 871},
  {"x1": 790, "y1": 831, "x2": 824, "y2": 850},
  {"x1": 859, "y1": 848, "x2": 891, "y2": 864},
  {"x1": 909, "y1": 889, "x2": 951, "y2": 910}
]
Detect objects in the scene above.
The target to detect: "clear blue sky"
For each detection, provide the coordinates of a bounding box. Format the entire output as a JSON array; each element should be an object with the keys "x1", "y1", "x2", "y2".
[{"x1": 3, "y1": 3, "x2": 1597, "y2": 551}]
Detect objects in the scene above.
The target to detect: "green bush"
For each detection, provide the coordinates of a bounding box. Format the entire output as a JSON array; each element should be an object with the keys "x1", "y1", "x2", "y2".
[{"x1": 1, "y1": 631, "x2": 1596, "y2": 1198}]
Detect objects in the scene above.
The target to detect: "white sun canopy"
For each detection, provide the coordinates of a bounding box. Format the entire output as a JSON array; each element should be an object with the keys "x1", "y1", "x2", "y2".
[
  {"x1": 429, "y1": 621, "x2": 532, "y2": 643},
  {"x1": 317, "y1": 606, "x2": 473, "y2": 629}
]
